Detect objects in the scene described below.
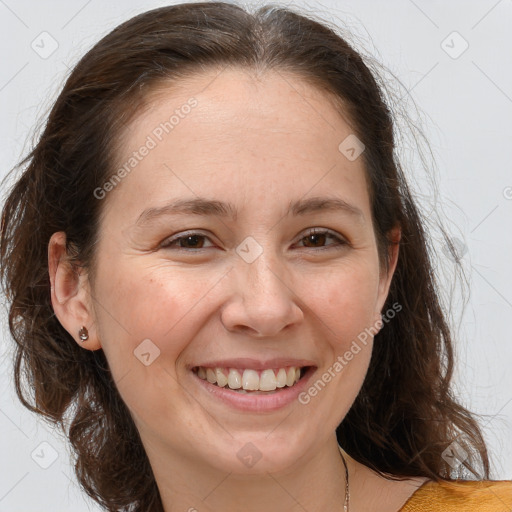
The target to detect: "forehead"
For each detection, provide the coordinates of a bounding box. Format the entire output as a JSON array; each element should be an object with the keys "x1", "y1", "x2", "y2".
[
  {"x1": 152, "y1": 66, "x2": 356, "y2": 138},
  {"x1": 102, "y1": 67, "x2": 370, "y2": 225}
]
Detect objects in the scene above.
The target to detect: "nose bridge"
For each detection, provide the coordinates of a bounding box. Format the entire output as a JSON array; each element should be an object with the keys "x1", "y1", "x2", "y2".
[
  {"x1": 221, "y1": 242, "x2": 303, "y2": 336},
  {"x1": 244, "y1": 249, "x2": 286, "y2": 299},
  {"x1": 235, "y1": 233, "x2": 283, "y2": 289}
]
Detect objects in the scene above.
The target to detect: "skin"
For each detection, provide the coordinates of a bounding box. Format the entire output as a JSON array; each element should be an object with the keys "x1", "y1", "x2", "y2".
[{"x1": 48, "y1": 67, "x2": 429, "y2": 511}]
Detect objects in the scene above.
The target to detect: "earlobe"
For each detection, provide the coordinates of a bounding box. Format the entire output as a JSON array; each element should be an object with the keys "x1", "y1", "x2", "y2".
[{"x1": 48, "y1": 231, "x2": 101, "y2": 350}]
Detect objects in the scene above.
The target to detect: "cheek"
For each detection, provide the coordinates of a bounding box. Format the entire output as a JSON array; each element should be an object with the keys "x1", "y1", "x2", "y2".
[
  {"x1": 92, "y1": 263, "x2": 212, "y2": 380},
  {"x1": 311, "y1": 263, "x2": 380, "y2": 344},
  {"x1": 98, "y1": 258, "x2": 207, "y2": 322},
  {"x1": 295, "y1": 272, "x2": 377, "y2": 428},
  {"x1": 91, "y1": 264, "x2": 211, "y2": 425}
]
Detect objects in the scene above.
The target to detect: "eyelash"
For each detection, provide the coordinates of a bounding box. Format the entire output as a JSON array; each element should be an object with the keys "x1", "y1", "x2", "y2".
[{"x1": 160, "y1": 228, "x2": 348, "y2": 252}]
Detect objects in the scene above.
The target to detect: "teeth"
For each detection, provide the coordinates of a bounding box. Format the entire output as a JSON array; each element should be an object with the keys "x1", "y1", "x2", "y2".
[
  {"x1": 286, "y1": 367, "x2": 296, "y2": 387},
  {"x1": 276, "y1": 368, "x2": 287, "y2": 388},
  {"x1": 195, "y1": 365, "x2": 305, "y2": 391},
  {"x1": 227, "y1": 368, "x2": 242, "y2": 389},
  {"x1": 206, "y1": 368, "x2": 216, "y2": 384},
  {"x1": 242, "y1": 369, "x2": 259, "y2": 390},
  {"x1": 259, "y1": 369, "x2": 277, "y2": 391},
  {"x1": 215, "y1": 368, "x2": 228, "y2": 388}
]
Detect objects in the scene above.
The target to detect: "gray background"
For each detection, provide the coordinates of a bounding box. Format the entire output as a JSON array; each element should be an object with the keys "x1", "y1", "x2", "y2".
[{"x1": 1, "y1": 0, "x2": 511, "y2": 510}]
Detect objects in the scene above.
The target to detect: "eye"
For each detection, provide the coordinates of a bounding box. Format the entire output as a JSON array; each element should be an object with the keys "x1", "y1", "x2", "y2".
[
  {"x1": 160, "y1": 232, "x2": 215, "y2": 250},
  {"x1": 295, "y1": 228, "x2": 348, "y2": 250},
  {"x1": 159, "y1": 228, "x2": 348, "y2": 252}
]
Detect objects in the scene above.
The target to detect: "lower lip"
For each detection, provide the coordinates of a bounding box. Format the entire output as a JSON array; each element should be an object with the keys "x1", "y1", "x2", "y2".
[{"x1": 191, "y1": 367, "x2": 317, "y2": 412}]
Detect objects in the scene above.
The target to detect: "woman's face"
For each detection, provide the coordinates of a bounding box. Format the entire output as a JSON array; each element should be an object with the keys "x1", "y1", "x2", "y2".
[{"x1": 85, "y1": 68, "x2": 398, "y2": 474}]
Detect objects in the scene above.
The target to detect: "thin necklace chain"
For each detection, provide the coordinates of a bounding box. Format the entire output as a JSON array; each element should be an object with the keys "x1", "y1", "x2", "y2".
[{"x1": 338, "y1": 445, "x2": 350, "y2": 512}]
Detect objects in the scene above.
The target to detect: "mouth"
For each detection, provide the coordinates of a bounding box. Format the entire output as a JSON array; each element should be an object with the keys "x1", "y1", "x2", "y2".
[{"x1": 191, "y1": 365, "x2": 314, "y2": 394}]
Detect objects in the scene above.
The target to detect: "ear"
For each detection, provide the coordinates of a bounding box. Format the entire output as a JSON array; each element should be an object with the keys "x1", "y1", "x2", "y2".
[
  {"x1": 374, "y1": 226, "x2": 401, "y2": 324},
  {"x1": 48, "y1": 231, "x2": 101, "y2": 351}
]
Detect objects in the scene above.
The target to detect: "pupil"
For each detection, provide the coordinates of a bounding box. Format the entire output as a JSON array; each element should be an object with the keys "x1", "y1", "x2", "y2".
[
  {"x1": 305, "y1": 234, "x2": 325, "y2": 247},
  {"x1": 182, "y1": 235, "x2": 203, "y2": 248}
]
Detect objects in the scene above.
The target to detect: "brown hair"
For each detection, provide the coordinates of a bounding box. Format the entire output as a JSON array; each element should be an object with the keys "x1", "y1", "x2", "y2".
[{"x1": 0, "y1": 2, "x2": 490, "y2": 511}]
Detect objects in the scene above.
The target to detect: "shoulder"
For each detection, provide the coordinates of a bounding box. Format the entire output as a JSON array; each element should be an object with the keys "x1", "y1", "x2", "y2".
[{"x1": 400, "y1": 479, "x2": 512, "y2": 512}]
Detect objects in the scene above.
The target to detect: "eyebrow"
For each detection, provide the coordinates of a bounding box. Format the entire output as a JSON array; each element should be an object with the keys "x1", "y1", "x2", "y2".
[{"x1": 135, "y1": 195, "x2": 365, "y2": 226}]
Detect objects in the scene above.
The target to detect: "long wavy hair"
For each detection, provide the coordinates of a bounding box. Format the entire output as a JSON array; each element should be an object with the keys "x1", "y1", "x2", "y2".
[{"x1": 0, "y1": 2, "x2": 490, "y2": 511}]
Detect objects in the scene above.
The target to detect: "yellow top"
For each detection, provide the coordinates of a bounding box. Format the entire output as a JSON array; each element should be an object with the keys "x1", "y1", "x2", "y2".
[{"x1": 399, "y1": 479, "x2": 512, "y2": 511}]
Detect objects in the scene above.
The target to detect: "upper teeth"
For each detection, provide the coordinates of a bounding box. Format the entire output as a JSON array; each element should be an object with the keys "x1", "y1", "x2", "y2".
[{"x1": 195, "y1": 366, "x2": 302, "y2": 391}]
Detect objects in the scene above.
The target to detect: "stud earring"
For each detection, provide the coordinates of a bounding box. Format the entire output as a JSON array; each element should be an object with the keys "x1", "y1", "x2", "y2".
[{"x1": 78, "y1": 326, "x2": 89, "y2": 342}]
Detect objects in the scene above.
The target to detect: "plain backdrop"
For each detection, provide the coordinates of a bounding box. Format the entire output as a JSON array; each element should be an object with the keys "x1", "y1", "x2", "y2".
[{"x1": 0, "y1": 0, "x2": 511, "y2": 510}]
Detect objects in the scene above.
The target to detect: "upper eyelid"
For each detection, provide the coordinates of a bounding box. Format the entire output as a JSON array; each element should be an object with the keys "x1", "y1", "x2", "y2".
[
  {"x1": 160, "y1": 228, "x2": 347, "y2": 248},
  {"x1": 159, "y1": 230, "x2": 215, "y2": 248},
  {"x1": 297, "y1": 229, "x2": 348, "y2": 247}
]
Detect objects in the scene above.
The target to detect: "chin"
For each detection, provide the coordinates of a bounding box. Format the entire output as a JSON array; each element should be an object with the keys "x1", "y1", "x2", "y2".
[{"x1": 205, "y1": 436, "x2": 306, "y2": 476}]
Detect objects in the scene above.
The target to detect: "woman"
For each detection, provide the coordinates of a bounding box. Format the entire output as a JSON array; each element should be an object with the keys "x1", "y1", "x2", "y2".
[{"x1": 1, "y1": 2, "x2": 510, "y2": 511}]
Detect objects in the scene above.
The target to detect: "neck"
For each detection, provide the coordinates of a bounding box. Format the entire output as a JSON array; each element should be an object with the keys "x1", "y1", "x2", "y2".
[{"x1": 145, "y1": 435, "x2": 349, "y2": 512}]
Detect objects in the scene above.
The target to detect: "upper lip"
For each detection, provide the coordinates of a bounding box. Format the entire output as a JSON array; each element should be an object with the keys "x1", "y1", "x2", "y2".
[{"x1": 189, "y1": 357, "x2": 317, "y2": 371}]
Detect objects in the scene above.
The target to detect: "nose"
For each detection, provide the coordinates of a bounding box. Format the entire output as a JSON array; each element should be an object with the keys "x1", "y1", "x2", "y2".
[{"x1": 220, "y1": 254, "x2": 304, "y2": 337}]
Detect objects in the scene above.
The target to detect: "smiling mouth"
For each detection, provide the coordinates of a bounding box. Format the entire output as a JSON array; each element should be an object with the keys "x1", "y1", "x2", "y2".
[{"x1": 192, "y1": 365, "x2": 312, "y2": 394}]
